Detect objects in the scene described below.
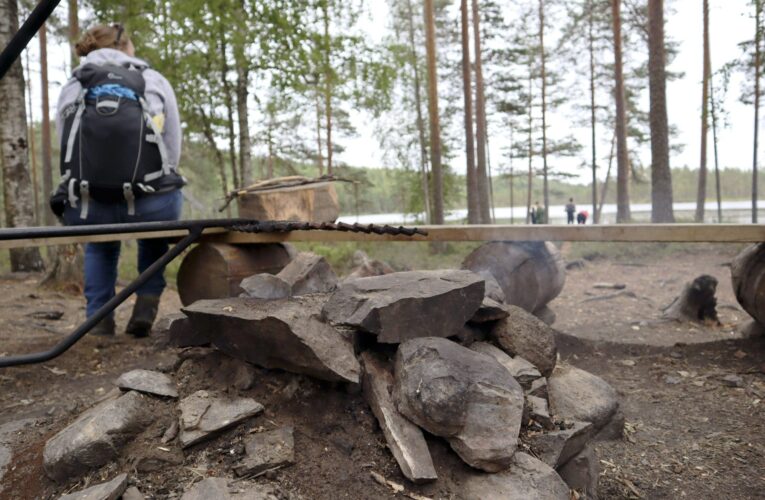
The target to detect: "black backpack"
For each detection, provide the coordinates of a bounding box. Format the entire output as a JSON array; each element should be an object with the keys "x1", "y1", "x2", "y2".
[{"x1": 55, "y1": 62, "x2": 183, "y2": 219}]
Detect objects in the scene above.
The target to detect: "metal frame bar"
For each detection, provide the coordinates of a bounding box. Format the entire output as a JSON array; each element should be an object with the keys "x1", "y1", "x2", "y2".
[{"x1": 0, "y1": 0, "x2": 61, "y2": 80}]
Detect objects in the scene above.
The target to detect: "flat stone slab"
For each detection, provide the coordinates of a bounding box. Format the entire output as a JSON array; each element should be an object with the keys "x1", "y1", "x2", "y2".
[
  {"x1": 44, "y1": 392, "x2": 150, "y2": 482},
  {"x1": 526, "y1": 395, "x2": 554, "y2": 430},
  {"x1": 183, "y1": 295, "x2": 360, "y2": 383},
  {"x1": 323, "y1": 270, "x2": 485, "y2": 343},
  {"x1": 234, "y1": 427, "x2": 295, "y2": 476},
  {"x1": 490, "y1": 304, "x2": 558, "y2": 377},
  {"x1": 180, "y1": 477, "x2": 278, "y2": 500},
  {"x1": 361, "y1": 353, "x2": 437, "y2": 483},
  {"x1": 58, "y1": 473, "x2": 128, "y2": 500},
  {"x1": 115, "y1": 369, "x2": 178, "y2": 398},
  {"x1": 394, "y1": 337, "x2": 524, "y2": 472},
  {"x1": 457, "y1": 452, "x2": 570, "y2": 500},
  {"x1": 240, "y1": 273, "x2": 292, "y2": 300},
  {"x1": 548, "y1": 364, "x2": 619, "y2": 430},
  {"x1": 469, "y1": 342, "x2": 542, "y2": 389},
  {"x1": 470, "y1": 298, "x2": 510, "y2": 323},
  {"x1": 527, "y1": 420, "x2": 593, "y2": 468},
  {"x1": 179, "y1": 390, "x2": 265, "y2": 448}
]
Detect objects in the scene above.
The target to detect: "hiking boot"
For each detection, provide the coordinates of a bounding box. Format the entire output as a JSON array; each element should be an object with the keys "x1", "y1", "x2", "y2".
[
  {"x1": 90, "y1": 315, "x2": 116, "y2": 337},
  {"x1": 126, "y1": 295, "x2": 160, "y2": 338}
]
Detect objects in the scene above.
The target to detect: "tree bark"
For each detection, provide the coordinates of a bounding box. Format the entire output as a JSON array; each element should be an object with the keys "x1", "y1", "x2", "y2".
[
  {"x1": 461, "y1": 0, "x2": 479, "y2": 224},
  {"x1": 314, "y1": 90, "x2": 324, "y2": 176},
  {"x1": 0, "y1": 0, "x2": 44, "y2": 271},
  {"x1": 236, "y1": 64, "x2": 252, "y2": 187},
  {"x1": 612, "y1": 0, "x2": 631, "y2": 222},
  {"x1": 710, "y1": 71, "x2": 723, "y2": 222},
  {"x1": 24, "y1": 50, "x2": 38, "y2": 223},
  {"x1": 405, "y1": 0, "x2": 431, "y2": 223},
  {"x1": 753, "y1": 0, "x2": 762, "y2": 223},
  {"x1": 40, "y1": 23, "x2": 54, "y2": 227},
  {"x1": 218, "y1": 26, "x2": 239, "y2": 190},
  {"x1": 588, "y1": 0, "x2": 598, "y2": 223},
  {"x1": 68, "y1": 0, "x2": 79, "y2": 71},
  {"x1": 423, "y1": 0, "x2": 444, "y2": 224},
  {"x1": 472, "y1": 0, "x2": 491, "y2": 224},
  {"x1": 526, "y1": 63, "x2": 534, "y2": 224},
  {"x1": 648, "y1": 0, "x2": 674, "y2": 222},
  {"x1": 538, "y1": 0, "x2": 550, "y2": 224},
  {"x1": 695, "y1": 0, "x2": 711, "y2": 223},
  {"x1": 322, "y1": 3, "x2": 334, "y2": 175}
]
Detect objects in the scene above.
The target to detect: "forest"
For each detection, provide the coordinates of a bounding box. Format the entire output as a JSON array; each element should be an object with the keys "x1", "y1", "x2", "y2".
[{"x1": 1, "y1": 0, "x2": 765, "y2": 269}]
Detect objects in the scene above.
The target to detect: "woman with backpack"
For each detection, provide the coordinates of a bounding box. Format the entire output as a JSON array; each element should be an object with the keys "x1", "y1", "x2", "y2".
[{"x1": 53, "y1": 24, "x2": 185, "y2": 337}]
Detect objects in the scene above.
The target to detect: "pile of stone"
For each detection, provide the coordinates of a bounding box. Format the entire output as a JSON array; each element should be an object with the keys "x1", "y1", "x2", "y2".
[{"x1": 42, "y1": 243, "x2": 619, "y2": 500}]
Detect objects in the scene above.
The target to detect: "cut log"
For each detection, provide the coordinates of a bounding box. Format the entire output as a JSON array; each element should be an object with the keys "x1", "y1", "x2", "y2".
[
  {"x1": 237, "y1": 181, "x2": 340, "y2": 222},
  {"x1": 177, "y1": 243, "x2": 294, "y2": 306},
  {"x1": 462, "y1": 241, "x2": 565, "y2": 314},
  {"x1": 731, "y1": 243, "x2": 765, "y2": 326},
  {"x1": 662, "y1": 274, "x2": 719, "y2": 323}
]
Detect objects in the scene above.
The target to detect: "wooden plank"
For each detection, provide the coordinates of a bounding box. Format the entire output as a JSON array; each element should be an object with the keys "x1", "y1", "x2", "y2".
[{"x1": 0, "y1": 224, "x2": 762, "y2": 249}]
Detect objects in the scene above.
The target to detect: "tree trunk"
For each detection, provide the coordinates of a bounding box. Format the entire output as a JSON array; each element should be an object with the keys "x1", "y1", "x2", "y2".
[
  {"x1": 538, "y1": 0, "x2": 549, "y2": 224},
  {"x1": 710, "y1": 71, "x2": 723, "y2": 222},
  {"x1": 695, "y1": 0, "x2": 711, "y2": 223},
  {"x1": 405, "y1": 0, "x2": 431, "y2": 223},
  {"x1": 753, "y1": 0, "x2": 762, "y2": 223},
  {"x1": 472, "y1": 0, "x2": 491, "y2": 224},
  {"x1": 648, "y1": 0, "x2": 674, "y2": 222},
  {"x1": 588, "y1": 0, "x2": 598, "y2": 223},
  {"x1": 236, "y1": 63, "x2": 252, "y2": 187},
  {"x1": 322, "y1": 3, "x2": 334, "y2": 175},
  {"x1": 40, "y1": 23, "x2": 54, "y2": 227},
  {"x1": 24, "y1": 50, "x2": 38, "y2": 223},
  {"x1": 68, "y1": 0, "x2": 79, "y2": 71},
  {"x1": 423, "y1": 0, "x2": 444, "y2": 224},
  {"x1": 314, "y1": 90, "x2": 324, "y2": 176},
  {"x1": 198, "y1": 106, "x2": 230, "y2": 216},
  {"x1": 597, "y1": 132, "x2": 617, "y2": 222},
  {"x1": 526, "y1": 64, "x2": 534, "y2": 224},
  {"x1": 0, "y1": 0, "x2": 44, "y2": 271},
  {"x1": 219, "y1": 28, "x2": 240, "y2": 190},
  {"x1": 461, "y1": 0, "x2": 479, "y2": 224},
  {"x1": 612, "y1": 0, "x2": 631, "y2": 222}
]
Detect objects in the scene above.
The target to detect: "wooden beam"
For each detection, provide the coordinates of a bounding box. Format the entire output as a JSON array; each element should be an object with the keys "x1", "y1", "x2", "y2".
[{"x1": 0, "y1": 224, "x2": 762, "y2": 250}]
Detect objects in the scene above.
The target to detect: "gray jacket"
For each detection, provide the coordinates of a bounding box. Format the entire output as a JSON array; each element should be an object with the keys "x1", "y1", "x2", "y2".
[{"x1": 55, "y1": 48, "x2": 182, "y2": 169}]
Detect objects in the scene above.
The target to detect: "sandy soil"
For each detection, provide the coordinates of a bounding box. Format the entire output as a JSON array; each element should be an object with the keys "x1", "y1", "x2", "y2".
[{"x1": 0, "y1": 243, "x2": 763, "y2": 499}]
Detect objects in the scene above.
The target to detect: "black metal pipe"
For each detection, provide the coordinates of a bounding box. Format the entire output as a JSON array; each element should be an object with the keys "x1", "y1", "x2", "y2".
[
  {"x1": 0, "y1": 0, "x2": 62, "y2": 81},
  {"x1": 0, "y1": 227, "x2": 201, "y2": 368},
  {"x1": 0, "y1": 219, "x2": 237, "y2": 241}
]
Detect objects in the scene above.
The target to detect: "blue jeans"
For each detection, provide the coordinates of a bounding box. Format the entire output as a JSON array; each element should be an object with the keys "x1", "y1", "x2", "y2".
[{"x1": 63, "y1": 190, "x2": 183, "y2": 318}]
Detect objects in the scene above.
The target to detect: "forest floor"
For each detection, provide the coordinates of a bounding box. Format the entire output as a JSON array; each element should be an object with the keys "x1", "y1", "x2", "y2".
[{"x1": 0, "y1": 242, "x2": 763, "y2": 499}]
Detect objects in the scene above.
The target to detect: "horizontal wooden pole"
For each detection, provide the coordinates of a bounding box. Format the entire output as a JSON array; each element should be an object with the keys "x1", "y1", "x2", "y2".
[{"x1": 0, "y1": 223, "x2": 761, "y2": 249}]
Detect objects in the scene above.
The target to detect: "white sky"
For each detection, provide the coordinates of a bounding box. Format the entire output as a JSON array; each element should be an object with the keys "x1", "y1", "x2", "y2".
[{"x1": 25, "y1": 0, "x2": 760, "y2": 185}]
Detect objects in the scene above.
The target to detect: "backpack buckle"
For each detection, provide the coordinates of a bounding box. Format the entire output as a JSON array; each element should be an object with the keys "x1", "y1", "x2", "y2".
[
  {"x1": 79, "y1": 181, "x2": 90, "y2": 220},
  {"x1": 123, "y1": 183, "x2": 136, "y2": 216}
]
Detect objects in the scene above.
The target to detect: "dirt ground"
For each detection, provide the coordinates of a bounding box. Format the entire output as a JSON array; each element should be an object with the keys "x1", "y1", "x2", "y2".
[{"x1": 0, "y1": 243, "x2": 763, "y2": 499}]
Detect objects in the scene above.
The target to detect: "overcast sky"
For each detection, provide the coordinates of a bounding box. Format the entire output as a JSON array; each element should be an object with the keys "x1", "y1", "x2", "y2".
[{"x1": 28, "y1": 0, "x2": 759, "y2": 186}]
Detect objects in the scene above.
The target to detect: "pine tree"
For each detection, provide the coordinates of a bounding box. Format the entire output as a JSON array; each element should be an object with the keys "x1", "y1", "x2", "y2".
[
  {"x1": 612, "y1": 0, "x2": 631, "y2": 222},
  {"x1": 460, "y1": 0, "x2": 479, "y2": 224},
  {"x1": 695, "y1": 0, "x2": 711, "y2": 222},
  {"x1": 424, "y1": 0, "x2": 444, "y2": 224}
]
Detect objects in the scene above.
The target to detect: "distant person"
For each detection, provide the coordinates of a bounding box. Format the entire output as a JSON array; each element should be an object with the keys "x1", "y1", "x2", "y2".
[
  {"x1": 577, "y1": 210, "x2": 589, "y2": 225},
  {"x1": 53, "y1": 24, "x2": 185, "y2": 337},
  {"x1": 530, "y1": 206, "x2": 537, "y2": 224},
  {"x1": 534, "y1": 202, "x2": 545, "y2": 224},
  {"x1": 565, "y1": 198, "x2": 576, "y2": 224}
]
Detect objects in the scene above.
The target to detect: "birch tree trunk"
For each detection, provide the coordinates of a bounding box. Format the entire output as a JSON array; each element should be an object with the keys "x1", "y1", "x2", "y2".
[
  {"x1": 695, "y1": 0, "x2": 711, "y2": 222},
  {"x1": 424, "y1": 0, "x2": 444, "y2": 224},
  {"x1": 0, "y1": 0, "x2": 44, "y2": 271},
  {"x1": 612, "y1": 0, "x2": 631, "y2": 222},
  {"x1": 461, "y1": 0, "x2": 479, "y2": 224},
  {"x1": 648, "y1": 0, "x2": 675, "y2": 222}
]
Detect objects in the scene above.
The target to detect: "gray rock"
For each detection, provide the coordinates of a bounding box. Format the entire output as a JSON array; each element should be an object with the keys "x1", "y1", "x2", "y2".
[
  {"x1": 472, "y1": 270, "x2": 506, "y2": 303},
  {"x1": 345, "y1": 250, "x2": 395, "y2": 280},
  {"x1": 457, "y1": 452, "x2": 570, "y2": 500},
  {"x1": 558, "y1": 446, "x2": 600, "y2": 499},
  {"x1": 593, "y1": 408, "x2": 625, "y2": 442},
  {"x1": 490, "y1": 304, "x2": 558, "y2": 377},
  {"x1": 462, "y1": 241, "x2": 566, "y2": 313},
  {"x1": 527, "y1": 420, "x2": 593, "y2": 468},
  {"x1": 361, "y1": 353, "x2": 437, "y2": 483},
  {"x1": 234, "y1": 427, "x2": 295, "y2": 476},
  {"x1": 394, "y1": 337, "x2": 524, "y2": 472},
  {"x1": 58, "y1": 473, "x2": 128, "y2": 500},
  {"x1": 739, "y1": 320, "x2": 765, "y2": 339},
  {"x1": 161, "y1": 420, "x2": 179, "y2": 444},
  {"x1": 183, "y1": 295, "x2": 360, "y2": 383},
  {"x1": 533, "y1": 305, "x2": 557, "y2": 326},
  {"x1": 121, "y1": 486, "x2": 145, "y2": 500},
  {"x1": 0, "y1": 419, "x2": 35, "y2": 494},
  {"x1": 527, "y1": 377, "x2": 548, "y2": 399},
  {"x1": 180, "y1": 477, "x2": 278, "y2": 500},
  {"x1": 115, "y1": 369, "x2": 178, "y2": 398},
  {"x1": 44, "y1": 392, "x2": 150, "y2": 482},
  {"x1": 179, "y1": 390, "x2": 265, "y2": 448},
  {"x1": 470, "y1": 298, "x2": 510, "y2": 323},
  {"x1": 527, "y1": 395, "x2": 554, "y2": 430},
  {"x1": 453, "y1": 323, "x2": 486, "y2": 346},
  {"x1": 721, "y1": 374, "x2": 744, "y2": 387},
  {"x1": 164, "y1": 314, "x2": 209, "y2": 348},
  {"x1": 177, "y1": 350, "x2": 258, "y2": 391},
  {"x1": 323, "y1": 270, "x2": 485, "y2": 343},
  {"x1": 548, "y1": 364, "x2": 619, "y2": 430},
  {"x1": 240, "y1": 273, "x2": 291, "y2": 300},
  {"x1": 277, "y1": 252, "x2": 338, "y2": 295},
  {"x1": 133, "y1": 447, "x2": 184, "y2": 472},
  {"x1": 469, "y1": 342, "x2": 541, "y2": 389}
]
